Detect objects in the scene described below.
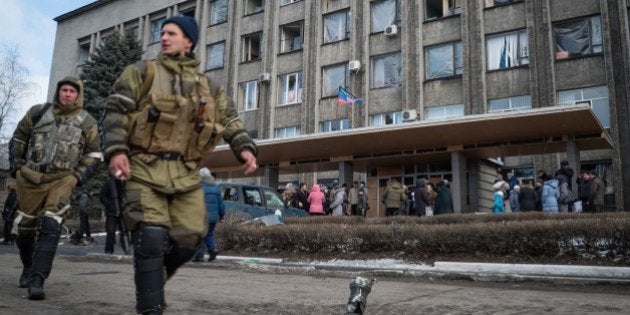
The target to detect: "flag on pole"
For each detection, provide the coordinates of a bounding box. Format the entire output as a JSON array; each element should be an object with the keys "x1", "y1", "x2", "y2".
[{"x1": 337, "y1": 87, "x2": 364, "y2": 106}]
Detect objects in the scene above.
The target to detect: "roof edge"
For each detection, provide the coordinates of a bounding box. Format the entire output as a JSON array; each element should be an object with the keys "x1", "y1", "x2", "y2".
[{"x1": 53, "y1": 0, "x2": 114, "y2": 22}]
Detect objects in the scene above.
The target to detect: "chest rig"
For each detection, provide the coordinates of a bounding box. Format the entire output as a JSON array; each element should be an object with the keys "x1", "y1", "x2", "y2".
[
  {"x1": 25, "y1": 107, "x2": 88, "y2": 173},
  {"x1": 128, "y1": 61, "x2": 224, "y2": 161}
]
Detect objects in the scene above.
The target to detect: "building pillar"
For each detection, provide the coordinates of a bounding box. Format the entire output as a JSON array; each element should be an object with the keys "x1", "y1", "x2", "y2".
[
  {"x1": 566, "y1": 141, "x2": 580, "y2": 187},
  {"x1": 263, "y1": 166, "x2": 279, "y2": 190},
  {"x1": 339, "y1": 161, "x2": 354, "y2": 187},
  {"x1": 451, "y1": 151, "x2": 467, "y2": 213}
]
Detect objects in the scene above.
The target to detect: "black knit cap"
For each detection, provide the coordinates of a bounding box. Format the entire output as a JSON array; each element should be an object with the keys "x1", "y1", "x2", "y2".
[{"x1": 162, "y1": 16, "x2": 199, "y2": 50}]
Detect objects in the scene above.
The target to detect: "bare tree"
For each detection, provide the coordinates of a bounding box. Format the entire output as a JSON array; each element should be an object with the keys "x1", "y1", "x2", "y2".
[{"x1": 0, "y1": 45, "x2": 35, "y2": 142}]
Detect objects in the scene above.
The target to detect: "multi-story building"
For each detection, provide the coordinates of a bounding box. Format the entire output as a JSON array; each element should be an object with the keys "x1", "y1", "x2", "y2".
[{"x1": 50, "y1": 0, "x2": 629, "y2": 215}]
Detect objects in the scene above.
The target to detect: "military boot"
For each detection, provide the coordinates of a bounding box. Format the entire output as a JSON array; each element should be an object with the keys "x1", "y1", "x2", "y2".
[
  {"x1": 28, "y1": 273, "x2": 45, "y2": 300},
  {"x1": 16, "y1": 235, "x2": 35, "y2": 288}
]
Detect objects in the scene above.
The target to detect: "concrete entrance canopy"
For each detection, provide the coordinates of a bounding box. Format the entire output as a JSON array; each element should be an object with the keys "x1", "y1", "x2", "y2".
[{"x1": 202, "y1": 105, "x2": 612, "y2": 176}]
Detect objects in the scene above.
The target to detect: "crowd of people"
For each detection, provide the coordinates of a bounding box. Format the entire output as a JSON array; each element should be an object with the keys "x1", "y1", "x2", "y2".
[
  {"x1": 493, "y1": 161, "x2": 608, "y2": 214},
  {"x1": 280, "y1": 177, "x2": 455, "y2": 217}
]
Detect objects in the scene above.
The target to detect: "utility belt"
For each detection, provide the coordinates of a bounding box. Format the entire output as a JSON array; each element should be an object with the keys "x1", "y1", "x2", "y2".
[{"x1": 158, "y1": 152, "x2": 184, "y2": 161}]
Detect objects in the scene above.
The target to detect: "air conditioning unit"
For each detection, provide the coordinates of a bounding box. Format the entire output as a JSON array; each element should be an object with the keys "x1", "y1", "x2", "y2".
[
  {"x1": 258, "y1": 72, "x2": 271, "y2": 83},
  {"x1": 348, "y1": 60, "x2": 361, "y2": 72},
  {"x1": 402, "y1": 109, "x2": 418, "y2": 122},
  {"x1": 384, "y1": 25, "x2": 398, "y2": 37}
]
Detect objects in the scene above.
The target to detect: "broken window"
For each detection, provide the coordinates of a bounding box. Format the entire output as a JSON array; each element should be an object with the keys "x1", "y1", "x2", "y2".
[
  {"x1": 322, "y1": 63, "x2": 349, "y2": 97},
  {"x1": 209, "y1": 0, "x2": 228, "y2": 25},
  {"x1": 487, "y1": 29, "x2": 529, "y2": 70},
  {"x1": 245, "y1": 0, "x2": 264, "y2": 15},
  {"x1": 278, "y1": 72, "x2": 303, "y2": 105},
  {"x1": 280, "y1": 21, "x2": 303, "y2": 53},
  {"x1": 488, "y1": 95, "x2": 532, "y2": 113},
  {"x1": 242, "y1": 32, "x2": 262, "y2": 62},
  {"x1": 206, "y1": 41, "x2": 225, "y2": 70},
  {"x1": 238, "y1": 80, "x2": 259, "y2": 111},
  {"x1": 320, "y1": 119, "x2": 350, "y2": 132},
  {"x1": 425, "y1": 0, "x2": 462, "y2": 20},
  {"x1": 323, "y1": 10, "x2": 350, "y2": 43},
  {"x1": 554, "y1": 15, "x2": 602, "y2": 59},
  {"x1": 371, "y1": 52, "x2": 402, "y2": 88},
  {"x1": 371, "y1": 0, "x2": 399, "y2": 33},
  {"x1": 425, "y1": 41, "x2": 463, "y2": 80}
]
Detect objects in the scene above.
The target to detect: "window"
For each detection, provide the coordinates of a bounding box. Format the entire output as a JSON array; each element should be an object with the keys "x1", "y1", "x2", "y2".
[
  {"x1": 320, "y1": 119, "x2": 350, "y2": 132},
  {"x1": 245, "y1": 0, "x2": 264, "y2": 15},
  {"x1": 275, "y1": 126, "x2": 300, "y2": 138},
  {"x1": 151, "y1": 17, "x2": 166, "y2": 44},
  {"x1": 280, "y1": 21, "x2": 303, "y2": 53},
  {"x1": 371, "y1": 0, "x2": 399, "y2": 33},
  {"x1": 426, "y1": 0, "x2": 462, "y2": 20},
  {"x1": 322, "y1": 64, "x2": 349, "y2": 97},
  {"x1": 485, "y1": 0, "x2": 518, "y2": 8},
  {"x1": 487, "y1": 30, "x2": 529, "y2": 70},
  {"x1": 554, "y1": 15, "x2": 603, "y2": 60},
  {"x1": 488, "y1": 95, "x2": 532, "y2": 113},
  {"x1": 278, "y1": 72, "x2": 303, "y2": 105},
  {"x1": 425, "y1": 41, "x2": 463, "y2": 80},
  {"x1": 209, "y1": 0, "x2": 228, "y2": 25},
  {"x1": 242, "y1": 32, "x2": 262, "y2": 62},
  {"x1": 558, "y1": 86, "x2": 609, "y2": 128},
  {"x1": 424, "y1": 104, "x2": 465, "y2": 120},
  {"x1": 323, "y1": 10, "x2": 350, "y2": 43},
  {"x1": 125, "y1": 27, "x2": 139, "y2": 40},
  {"x1": 371, "y1": 52, "x2": 402, "y2": 88},
  {"x1": 206, "y1": 42, "x2": 225, "y2": 70},
  {"x1": 238, "y1": 80, "x2": 259, "y2": 111},
  {"x1": 79, "y1": 43, "x2": 90, "y2": 64},
  {"x1": 370, "y1": 112, "x2": 402, "y2": 126},
  {"x1": 281, "y1": 0, "x2": 301, "y2": 5},
  {"x1": 181, "y1": 9, "x2": 195, "y2": 18}
]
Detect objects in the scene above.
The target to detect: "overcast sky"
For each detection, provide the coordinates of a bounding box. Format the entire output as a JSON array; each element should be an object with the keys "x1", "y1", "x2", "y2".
[{"x1": 0, "y1": 0, "x2": 95, "y2": 137}]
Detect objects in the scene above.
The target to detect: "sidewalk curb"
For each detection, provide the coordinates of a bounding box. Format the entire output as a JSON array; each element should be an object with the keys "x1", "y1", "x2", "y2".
[{"x1": 83, "y1": 253, "x2": 630, "y2": 285}]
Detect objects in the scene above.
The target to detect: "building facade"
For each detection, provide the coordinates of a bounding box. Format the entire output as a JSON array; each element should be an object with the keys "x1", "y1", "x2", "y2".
[{"x1": 50, "y1": 0, "x2": 630, "y2": 214}]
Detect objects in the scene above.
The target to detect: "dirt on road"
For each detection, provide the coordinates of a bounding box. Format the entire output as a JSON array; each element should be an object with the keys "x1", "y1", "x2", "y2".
[{"x1": 0, "y1": 254, "x2": 629, "y2": 314}]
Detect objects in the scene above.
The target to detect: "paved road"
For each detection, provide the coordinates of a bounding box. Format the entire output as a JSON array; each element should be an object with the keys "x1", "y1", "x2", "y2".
[{"x1": 0, "y1": 240, "x2": 629, "y2": 314}]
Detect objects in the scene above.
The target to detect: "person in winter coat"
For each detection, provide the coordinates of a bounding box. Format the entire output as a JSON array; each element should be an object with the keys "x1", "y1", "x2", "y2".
[
  {"x1": 306, "y1": 184, "x2": 325, "y2": 215},
  {"x1": 542, "y1": 178, "x2": 560, "y2": 212},
  {"x1": 434, "y1": 180, "x2": 453, "y2": 215},
  {"x1": 329, "y1": 185, "x2": 347, "y2": 216},
  {"x1": 295, "y1": 183, "x2": 309, "y2": 212},
  {"x1": 518, "y1": 181, "x2": 537, "y2": 211},
  {"x1": 193, "y1": 171, "x2": 225, "y2": 262},
  {"x1": 556, "y1": 175, "x2": 572, "y2": 213},
  {"x1": 356, "y1": 181, "x2": 369, "y2": 217},
  {"x1": 413, "y1": 179, "x2": 430, "y2": 216},
  {"x1": 492, "y1": 189, "x2": 505, "y2": 214},
  {"x1": 509, "y1": 185, "x2": 520, "y2": 212},
  {"x1": 588, "y1": 171, "x2": 605, "y2": 212},
  {"x1": 382, "y1": 178, "x2": 406, "y2": 216}
]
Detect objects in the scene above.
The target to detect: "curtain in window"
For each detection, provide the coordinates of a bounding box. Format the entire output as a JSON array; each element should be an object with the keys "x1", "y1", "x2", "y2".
[
  {"x1": 555, "y1": 19, "x2": 591, "y2": 55},
  {"x1": 280, "y1": 73, "x2": 302, "y2": 104},
  {"x1": 487, "y1": 32, "x2": 519, "y2": 70},
  {"x1": 244, "y1": 81, "x2": 257, "y2": 110},
  {"x1": 324, "y1": 12, "x2": 346, "y2": 43},
  {"x1": 322, "y1": 66, "x2": 345, "y2": 96},
  {"x1": 373, "y1": 53, "x2": 401, "y2": 87},
  {"x1": 371, "y1": 0, "x2": 396, "y2": 33},
  {"x1": 426, "y1": 45, "x2": 454, "y2": 79}
]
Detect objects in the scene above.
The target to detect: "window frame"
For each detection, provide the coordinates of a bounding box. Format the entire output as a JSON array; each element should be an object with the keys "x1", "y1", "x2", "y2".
[
  {"x1": 150, "y1": 17, "x2": 166, "y2": 44},
  {"x1": 206, "y1": 41, "x2": 226, "y2": 70},
  {"x1": 321, "y1": 63, "x2": 350, "y2": 98},
  {"x1": 319, "y1": 118, "x2": 350, "y2": 133},
  {"x1": 278, "y1": 71, "x2": 303, "y2": 106},
  {"x1": 241, "y1": 32, "x2": 263, "y2": 63},
  {"x1": 484, "y1": 0, "x2": 522, "y2": 8},
  {"x1": 370, "y1": 0, "x2": 401, "y2": 33},
  {"x1": 424, "y1": 104, "x2": 465, "y2": 120},
  {"x1": 280, "y1": 0, "x2": 302, "y2": 6},
  {"x1": 370, "y1": 111, "x2": 403, "y2": 126},
  {"x1": 371, "y1": 51, "x2": 402, "y2": 88},
  {"x1": 274, "y1": 126, "x2": 301, "y2": 138},
  {"x1": 78, "y1": 42, "x2": 90, "y2": 65},
  {"x1": 323, "y1": 9, "x2": 351, "y2": 44},
  {"x1": 425, "y1": 0, "x2": 463, "y2": 20},
  {"x1": 486, "y1": 29, "x2": 529, "y2": 71},
  {"x1": 553, "y1": 15, "x2": 603, "y2": 60},
  {"x1": 487, "y1": 95, "x2": 532, "y2": 113},
  {"x1": 424, "y1": 41, "x2": 464, "y2": 80},
  {"x1": 244, "y1": 0, "x2": 264, "y2": 16},
  {"x1": 279, "y1": 21, "x2": 304, "y2": 54},
  {"x1": 238, "y1": 80, "x2": 259, "y2": 112},
  {"x1": 209, "y1": 0, "x2": 229, "y2": 26}
]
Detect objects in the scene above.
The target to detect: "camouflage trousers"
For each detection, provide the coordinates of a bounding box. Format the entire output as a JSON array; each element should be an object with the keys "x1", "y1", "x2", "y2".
[
  {"x1": 124, "y1": 180, "x2": 207, "y2": 249},
  {"x1": 15, "y1": 169, "x2": 77, "y2": 238}
]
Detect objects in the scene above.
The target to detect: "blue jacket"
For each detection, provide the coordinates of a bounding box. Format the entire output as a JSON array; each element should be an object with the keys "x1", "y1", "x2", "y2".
[
  {"x1": 203, "y1": 182, "x2": 226, "y2": 224},
  {"x1": 541, "y1": 179, "x2": 559, "y2": 212}
]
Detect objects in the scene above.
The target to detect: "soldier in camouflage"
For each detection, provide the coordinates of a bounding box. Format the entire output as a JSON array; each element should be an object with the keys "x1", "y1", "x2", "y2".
[
  {"x1": 9, "y1": 77, "x2": 101, "y2": 300},
  {"x1": 100, "y1": 16, "x2": 258, "y2": 314}
]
